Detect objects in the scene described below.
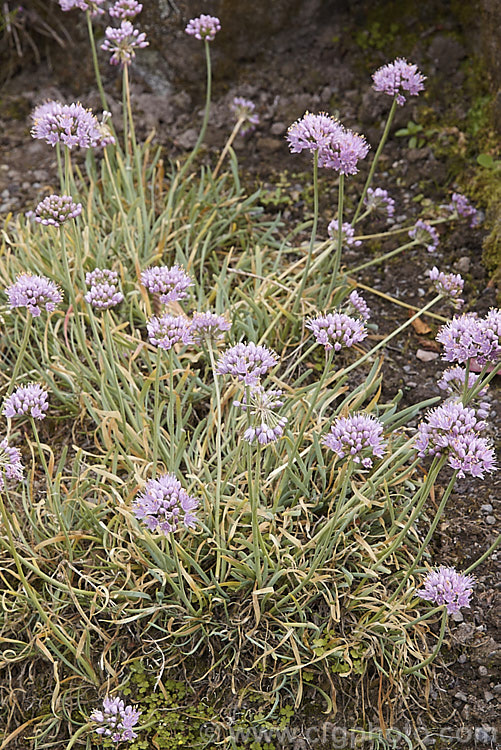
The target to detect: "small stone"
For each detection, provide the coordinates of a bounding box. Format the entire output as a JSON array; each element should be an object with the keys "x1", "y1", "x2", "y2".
[
  {"x1": 454, "y1": 691, "x2": 468, "y2": 702},
  {"x1": 493, "y1": 684, "x2": 501, "y2": 693},
  {"x1": 481, "y1": 504, "x2": 493, "y2": 513},
  {"x1": 257, "y1": 137, "x2": 283, "y2": 154},
  {"x1": 484, "y1": 691, "x2": 494, "y2": 701},
  {"x1": 485, "y1": 515, "x2": 496, "y2": 525},
  {"x1": 416, "y1": 349, "x2": 439, "y2": 362},
  {"x1": 452, "y1": 611, "x2": 464, "y2": 623},
  {"x1": 458, "y1": 654, "x2": 467, "y2": 663},
  {"x1": 456, "y1": 256, "x2": 470, "y2": 273},
  {"x1": 475, "y1": 727, "x2": 495, "y2": 744},
  {"x1": 478, "y1": 665, "x2": 488, "y2": 676}
]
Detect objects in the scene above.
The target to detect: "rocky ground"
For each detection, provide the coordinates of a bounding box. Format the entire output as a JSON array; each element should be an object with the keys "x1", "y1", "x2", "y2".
[{"x1": 0, "y1": 0, "x2": 499, "y2": 747}]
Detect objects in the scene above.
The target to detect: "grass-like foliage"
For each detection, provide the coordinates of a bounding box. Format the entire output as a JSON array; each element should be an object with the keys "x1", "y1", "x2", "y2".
[{"x1": 0, "y1": 6, "x2": 500, "y2": 749}]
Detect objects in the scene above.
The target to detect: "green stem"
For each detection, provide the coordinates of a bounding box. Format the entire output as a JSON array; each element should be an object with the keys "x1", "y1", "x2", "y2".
[
  {"x1": 86, "y1": 10, "x2": 109, "y2": 112},
  {"x1": 352, "y1": 95, "x2": 398, "y2": 224},
  {"x1": 347, "y1": 240, "x2": 418, "y2": 276},
  {"x1": 178, "y1": 39, "x2": 212, "y2": 179},
  {"x1": 7, "y1": 315, "x2": 32, "y2": 397},
  {"x1": 207, "y1": 343, "x2": 224, "y2": 579},
  {"x1": 326, "y1": 173, "x2": 344, "y2": 303},
  {"x1": 169, "y1": 532, "x2": 197, "y2": 615},
  {"x1": 152, "y1": 347, "x2": 162, "y2": 475},
  {"x1": 293, "y1": 150, "x2": 319, "y2": 316},
  {"x1": 168, "y1": 349, "x2": 175, "y2": 468},
  {"x1": 212, "y1": 116, "x2": 245, "y2": 180}
]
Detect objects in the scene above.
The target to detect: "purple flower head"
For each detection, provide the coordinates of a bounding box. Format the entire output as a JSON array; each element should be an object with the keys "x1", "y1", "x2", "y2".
[
  {"x1": 417, "y1": 566, "x2": 475, "y2": 614},
  {"x1": 90, "y1": 695, "x2": 141, "y2": 742},
  {"x1": 322, "y1": 412, "x2": 386, "y2": 468},
  {"x1": 101, "y1": 21, "x2": 148, "y2": 66},
  {"x1": 0, "y1": 438, "x2": 24, "y2": 490},
  {"x1": 31, "y1": 101, "x2": 114, "y2": 150},
  {"x1": 448, "y1": 193, "x2": 480, "y2": 228},
  {"x1": 436, "y1": 313, "x2": 501, "y2": 366},
  {"x1": 85, "y1": 284, "x2": 124, "y2": 311},
  {"x1": 6, "y1": 273, "x2": 62, "y2": 317},
  {"x1": 3, "y1": 384, "x2": 49, "y2": 420},
  {"x1": 230, "y1": 97, "x2": 259, "y2": 136},
  {"x1": 189, "y1": 312, "x2": 231, "y2": 344},
  {"x1": 216, "y1": 342, "x2": 278, "y2": 386},
  {"x1": 233, "y1": 386, "x2": 287, "y2": 445},
  {"x1": 317, "y1": 126, "x2": 369, "y2": 175},
  {"x1": 286, "y1": 112, "x2": 343, "y2": 156},
  {"x1": 408, "y1": 219, "x2": 439, "y2": 253},
  {"x1": 132, "y1": 473, "x2": 198, "y2": 535},
  {"x1": 85, "y1": 268, "x2": 118, "y2": 286},
  {"x1": 427, "y1": 267, "x2": 464, "y2": 308},
  {"x1": 327, "y1": 220, "x2": 361, "y2": 247},
  {"x1": 147, "y1": 314, "x2": 192, "y2": 350},
  {"x1": 185, "y1": 14, "x2": 221, "y2": 41},
  {"x1": 372, "y1": 57, "x2": 426, "y2": 106},
  {"x1": 109, "y1": 0, "x2": 143, "y2": 19},
  {"x1": 364, "y1": 187, "x2": 395, "y2": 219},
  {"x1": 140, "y1": 265, "x2": 193, "y2": 304},
  {"x1": 34, "y1": 194, "x2": 82, "y2": 227},
  {"x1": 415, "y1": 400, "x2": 496, "y2": 478},
  {"x1": 306, "y1": 312, "x2": 367, "y2": 352},
  {"x1": 59, "y1": 0, "x2": 105, "y2": 15},
  {"x1": 347, "y1": 290, "x2": 371, "y2": 321},
  {"x1": 437, "y1": 366, "x2": 484, "y2": 396}
]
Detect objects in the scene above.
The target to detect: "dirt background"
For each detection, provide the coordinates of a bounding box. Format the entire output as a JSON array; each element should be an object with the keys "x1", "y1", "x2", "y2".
[{"x1": 0, "y1": 0, "x2": 500, "y2": 746}]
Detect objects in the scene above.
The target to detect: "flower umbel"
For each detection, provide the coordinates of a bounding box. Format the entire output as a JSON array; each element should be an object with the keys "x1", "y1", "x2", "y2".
[
  {"x1": 185, "y1": 15, "x2": 221, "y2": 41},
  {"x1": 140, "y1": 265, "x2": 193, "y2": 304},
  {"x1": 59, "y1": 0, "x2": 105, "y2": 15},
  {"x1": 34, "y1": 194, "x2": 82, "y2": 227},
  {"x1": 322, "y1": 413, "x2": 387, "y2": 468},
  {"x1": 306, "y1": 312, "x2": 367, "y2": 352},
  {"x1": 0, "y1": 439, "x2": 24, "y2": 490},
  {"x1": 347, "y1": 290, "x2": 371, "y2": 321},
  {"x1": 436, "y1": 313, "x2": 501, "y2": 365},
  {"x1": 147, "y1": 315, "x2": 192, "y2": 350},
  {"x1": 364, "y1": 187, "x2": 395, "y2": 219},
  {"x1": 448, "y1": 192, "x2": 479, "y2": 228},
  {"x1": 372, "y1": 57, "x2": 426, "y2": 106},
  {"x1": 109, "y1": 0, "x2": 143, "y2": 19},
  {"x1": 101, "y1": 21, "x2": 148, "y2": 66},
  {"x1": 327, "y1": 220, "x2": 361, "y2": 247},
  {"x1": 31, "y1": 101, "x2": 114, "y2": 149},
  {"x1": 286, "y1": 112, "x2": 343, "y2": 155},
  {"x1": 132, "y1": 473, "x2": 198, "y2": 535},
  {"x1": 427, "y1": 267, "x2": 464, "y2": 308},
  {"x1": 216, "y1": 342, "x2": 278, "y2": 386},
  {"x1": 408, "y1": 219, "x2": 439, "y2": 253},
  {"x1": 85, "y1": 269, "x2": 124, "y2": 311},
  {"x1": 3, "y1": 384, "x2": 49, "y2": 420},
  {"x1": 233, "y1": 386, "x2": 287, "y2": 445},
  {"x1": 317, "y1": 126, "x2": 369, "y2": 175},
  {"x1": 190, "y1": 312, "x2": 231, "y2": 344},
  {"x1": 90, "y1": 695, "x2": 141, "y2": 742},
  {"x1": 230, "y1": 97, "x2": 259, "y2": 136},
  {"x1": 417, "y1": 566, "x2": 475, "y2": 614},
  {"x1": 6, "y1": 274, "x2": 62, "y2": 317}
]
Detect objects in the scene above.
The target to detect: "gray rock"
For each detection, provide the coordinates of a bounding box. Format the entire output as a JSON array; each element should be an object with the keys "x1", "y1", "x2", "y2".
[
  {"x1": 478, "y1": 665, "x2": 489, "y2": 676},
  {"x1": 481, "y1": 504, "x2": 494, "y2": 513},
  {"x1": 456, "y1": 256, "x2": 471, "y2": 273},
  {"x1": 485, "y1": 515, "x2": 497, "y2": 525},
  {"x1": 416, "y1": 349, "x2": 439, "y2": 362}
]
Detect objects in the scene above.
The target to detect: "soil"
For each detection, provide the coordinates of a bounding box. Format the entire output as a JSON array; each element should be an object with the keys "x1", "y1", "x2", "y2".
[{"x1": 0, "y1": 1, "x2": 499, "y2": 747}]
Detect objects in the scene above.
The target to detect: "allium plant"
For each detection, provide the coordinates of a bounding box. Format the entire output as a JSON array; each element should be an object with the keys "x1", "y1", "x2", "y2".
[
  {"x1": 323, "y1": 413, "x2": 386, "y2": 468},
  {"x1": 34, "y1": 194, "x2": 82, "y2": 226},
  {"x1": 427, "y1": 267, "x2": 464, "y2": 308},
  {"x1": 0, "y1": 439, "x2": 24, "y2": 489},
  {"x1": 364, "y1": 187, "x2": 395, "y2": 219},
  {"x1": 6, "y1": 273, "x2": 62, "y2": 317},
  {"x1": 101, "y1": 21, "x2": 148, "y2": 66},
  {"x1": 140, "y1": 265, "x2": 193, "y2": 304},
  {"x1": 90, "y1": 696, "x2": 141, "y2": 742},
  {"x1": 216, "y1": 342, "x2": 278, "y2": 385},
  {"x1": 408, "y1": 219, "x2": 439, "y2": 252},
  {"x1": 3, "y1": 384, "x2": 49, "y2": 420},
  {"x1": 185, "y1": 14, "x2": 221, "y2": 42},
  {"x1": 306, "y1": 312, "x2": 367, "y2": 352},
  {"x1": 109, "y1": 0, "x2": 143, "y2": 19},
  {"x1": 147, "y1": 314, "x2": 192, "y2": 350},
  {"x1": 372, "y1": 57, "x2": 426, "y2": 106},
  {"x1": 448, "y1": 192, "x2": 479, "y2": 227},
  {"x1": 132, "y1": 474, "x2": 198, "y2": 535},
  {"x1": 85, "y1": 270, "x2": 124, "y2": 310},
  {"x1": 436, "y1": 313, "x2": 501, "y2": 365},
  {"x1": 347, "y1": 290, "x2": 371, "y2": 321},
  {"x1": 59, "y1": 0, "x2": 105, "y2": 15},
  {"x1": 190, "y1": 312, "x2": 231, "y2": 344},
  {"x1": 230, "y1": 97, "x2": 259, "y2": 136},
  {"x1": 31, "y1": 101, "x2": 114, "y2": 150},
  {"x1": 417, "y1": 566, "x2": 475, "y2": 614},
  {"x1": 327, "y1": 220, "x2": 361, "y2": 247},
  {"x1": 233, "y1": 386, "x2": 287, "y2": 445}
]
